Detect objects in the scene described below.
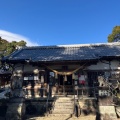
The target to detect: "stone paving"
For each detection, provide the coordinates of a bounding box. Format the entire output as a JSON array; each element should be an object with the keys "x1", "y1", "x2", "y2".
[{"x1": 27, "y1": 115, "x2": 96, "y2": 120}]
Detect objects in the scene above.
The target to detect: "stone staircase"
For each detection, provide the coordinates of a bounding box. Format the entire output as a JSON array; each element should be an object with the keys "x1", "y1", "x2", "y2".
[
  {"x1": 49, "y1": 96, "x2": 74, "y2": 118},
  {"x1": 26, "y1": 96, "x2": 97, "y2": 120}
]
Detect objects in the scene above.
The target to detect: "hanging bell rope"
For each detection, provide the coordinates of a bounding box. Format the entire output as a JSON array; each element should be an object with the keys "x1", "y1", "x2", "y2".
[{"x1": 43, "y1": 63, "x2": 87, "y2": 76}]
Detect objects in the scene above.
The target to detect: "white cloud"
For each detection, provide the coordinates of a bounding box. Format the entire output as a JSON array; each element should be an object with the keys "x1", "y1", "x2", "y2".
[{"x1": 0, "y1": 30, "x2": 39, "y2": 46}]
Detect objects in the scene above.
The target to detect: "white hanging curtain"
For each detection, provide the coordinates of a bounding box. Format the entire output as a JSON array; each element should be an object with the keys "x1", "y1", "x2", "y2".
[
  {"x1": 41, "y1": 75, "x2": 44, "y2": 83},
  {"x1": 72, "y1": 73, "x2": 75, "y2": 79},
  {"x1": 55, "y1": 73, "x2": 58, "y2": 79},
  {"x1": 64, "y1": 75, "x2": 67, "y2": 81}
]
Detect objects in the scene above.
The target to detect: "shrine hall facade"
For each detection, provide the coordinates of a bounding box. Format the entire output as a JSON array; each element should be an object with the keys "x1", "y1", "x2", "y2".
[{"x1": 2, "y1": 42, "x2": 120, "y2": 98}]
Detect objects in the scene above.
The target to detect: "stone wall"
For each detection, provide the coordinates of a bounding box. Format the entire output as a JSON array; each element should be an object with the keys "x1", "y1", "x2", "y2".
[{"x1": 25, "y1": 99, "x2": 55, "y2": 118}]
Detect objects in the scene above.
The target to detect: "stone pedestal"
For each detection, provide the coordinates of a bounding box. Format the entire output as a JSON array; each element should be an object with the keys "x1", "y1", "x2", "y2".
[
  {"x1": 99, "y1": 106, "x2": 117, "y2": 120},
  {"x1": 5, "y1": 72, "x2": 25, "y2": 120},
  {"x1": 6, "y1": 98, "x2": 25, "y2": 120}
]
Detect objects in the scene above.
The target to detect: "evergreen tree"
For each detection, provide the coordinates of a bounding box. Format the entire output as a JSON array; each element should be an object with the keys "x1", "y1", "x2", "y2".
[
  {"x1": 108, "y1": 26, "x2": 120, "y2": 42},
  {"x1": 0, "y1": 37, "x2": 26, "y2": 57}
]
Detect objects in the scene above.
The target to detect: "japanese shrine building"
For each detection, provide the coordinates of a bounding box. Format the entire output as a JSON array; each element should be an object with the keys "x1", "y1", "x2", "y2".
[{"x1": 2, "y1": 42, "x2": 120, "y2": 97}]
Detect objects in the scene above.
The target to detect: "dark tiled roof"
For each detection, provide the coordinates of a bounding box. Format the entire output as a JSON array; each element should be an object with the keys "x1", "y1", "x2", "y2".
[{"x1": 3, "y1": 43, "x2": 120, "y2": 62}]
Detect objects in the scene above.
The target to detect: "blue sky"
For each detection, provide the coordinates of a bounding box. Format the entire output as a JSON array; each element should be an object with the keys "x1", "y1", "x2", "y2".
[{"x1": 0, "y1": 0, "x2": 120, "y2": 46}]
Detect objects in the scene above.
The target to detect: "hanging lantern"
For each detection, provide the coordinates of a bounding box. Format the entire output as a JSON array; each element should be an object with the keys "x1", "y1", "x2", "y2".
[
  {"x1": 55, "y1": 73, "x2": 58, "y2": 79},
  {"x1": 64, "y1": 75, "x2": 67, "y2": 81}
]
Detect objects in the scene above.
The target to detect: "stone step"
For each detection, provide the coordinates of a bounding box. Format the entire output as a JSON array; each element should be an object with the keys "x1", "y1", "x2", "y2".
[
  {"x1": 52, "y1": 110, "x2": 73, "y2": 114},
  {"x1": 55, "y1": 100, "x2": 73, "y2": 102},
  {"x1": 25, "y1": 114, "x2": 72, "y2": 120},
  {"x1": 68, "y1": 115, "x2": 96, "y2": 120},
  {"x1": 55, "y1": 96, "x2": 74, "y2": 99},
  {"x1": 54, "y1": 105, "x2": 73, "y2": 108},
  {"x1": 54, "y1": 105, "x2": 74, "y2": 109},
  {"x1": 48, "y1": 113, "x2": 72, "y2": 117},
  {"x1": 54, "y1": 105, "x2": 73, "y2": 109},
  {"x1": 55, "y1": 102, "x2": 73, "y2": 105},
  {"x1": 56, "y1": 98, "x2": 73, "y2": 100},
  {"x1": 55, "y1": 95, "x2": 74, "y2": 97},
  {"x1": 54, "y1": 104, "x2": 73, "y2": 108},
  {"x1": 55, "y1": 99, "x2": 73, "y2": 101},
  {"x1": 52, "y1": 111, "x2": 73, "y2": 114},
  {"x1": 26, "y1": 115, "x2": 96, "y2": 120},
  {"x1": 52, "y1": 111, "x2": 73, "y2": 115},
  {"x1": 53, "y1": 108, "x2": 73, "y2": 112}
]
